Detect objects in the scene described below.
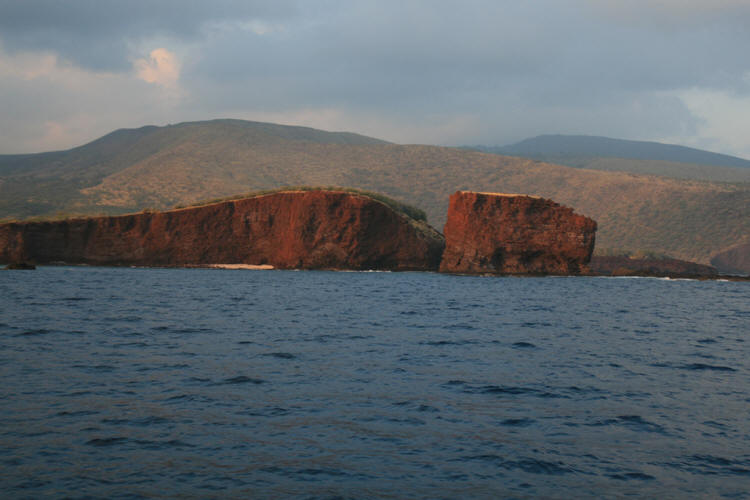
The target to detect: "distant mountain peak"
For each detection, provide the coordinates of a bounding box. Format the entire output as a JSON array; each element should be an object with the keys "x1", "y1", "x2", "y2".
[
  {"x1": 78, "y1": 119, "x2": 390, "y2": 152},
  {"x1": 490, "y1": 134, "x2": 750, "y2": 169}
]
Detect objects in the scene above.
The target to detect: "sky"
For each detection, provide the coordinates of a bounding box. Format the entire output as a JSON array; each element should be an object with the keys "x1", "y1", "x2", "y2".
[{"x1": 1, "y1": 0, "x2": 750, "y2": 157}]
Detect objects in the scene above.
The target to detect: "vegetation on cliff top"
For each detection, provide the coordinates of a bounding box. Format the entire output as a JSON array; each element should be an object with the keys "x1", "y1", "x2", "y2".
[{"x1": 176, "y1": 186, "x2": 428, "y2": 223}]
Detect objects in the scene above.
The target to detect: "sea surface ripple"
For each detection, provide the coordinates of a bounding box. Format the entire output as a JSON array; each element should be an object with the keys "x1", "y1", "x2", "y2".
[{"x1": 1, "y1": 267, "x2": 749, "y2": 498}]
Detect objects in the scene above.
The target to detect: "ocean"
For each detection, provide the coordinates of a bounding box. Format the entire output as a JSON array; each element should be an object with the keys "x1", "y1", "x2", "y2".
[{"x1": 1, "y1": 267, "x2": 749, "y2": 498}]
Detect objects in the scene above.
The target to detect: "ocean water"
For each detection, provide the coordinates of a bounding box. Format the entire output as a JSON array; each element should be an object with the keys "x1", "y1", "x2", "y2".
[{"x1": 1, "y1": 267, "x2": 749, "y2": 499}]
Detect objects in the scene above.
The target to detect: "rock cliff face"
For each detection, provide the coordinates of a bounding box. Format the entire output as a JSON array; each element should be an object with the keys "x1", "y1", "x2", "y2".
[
  {"x1": 439, "y1": 191, "x2": 596, "y2": 275},
  {"x1": 0, "y1": 190, "x2": 445, "y2": 271}
]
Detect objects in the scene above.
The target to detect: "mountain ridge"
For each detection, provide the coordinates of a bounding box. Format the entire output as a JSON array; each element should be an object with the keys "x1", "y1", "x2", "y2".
[
  {"x1": 476, "y1": 134, "x2": 750, "y2": 168},
  {"x1": 0, "y1": 119, "x2": 389, "y2": 175},
  {"x1": 466, "y1": 134, "x2": 750, "y2": 184}
]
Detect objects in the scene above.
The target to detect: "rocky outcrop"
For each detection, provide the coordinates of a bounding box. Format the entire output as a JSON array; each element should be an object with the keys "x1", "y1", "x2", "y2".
[
  {"x1": 710, "y1": 242, "x2": 750, "y2": 276},
  {"x1": 590, "y1": 256, "x2": 718, "y2": 278},
  {"x1": 3, "y1": 262, "x2": 35, "y2": 270},
  {"x1": 0, "y1": 190, "x2": 445, "y2": 271},
  {"x1": 439, "y1": 191, "x2": 596, "y2": 275}
]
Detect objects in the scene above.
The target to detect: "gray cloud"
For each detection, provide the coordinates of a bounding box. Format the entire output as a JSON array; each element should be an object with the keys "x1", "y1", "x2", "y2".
[
  {"x1": 0, "y1": 0, "x2": 298, "y2": 69},
  {"x1": 1, "y1": 0, "x2": 749, "y2": 155},
  {"x1": 181, "y1": 1, "x2": 748, "y2": 144}
]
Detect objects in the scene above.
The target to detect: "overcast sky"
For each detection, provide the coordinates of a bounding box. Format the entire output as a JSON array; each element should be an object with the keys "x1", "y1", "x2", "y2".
[{"x1": 1, "y1": 0, "x2": 750, "y2": 157}]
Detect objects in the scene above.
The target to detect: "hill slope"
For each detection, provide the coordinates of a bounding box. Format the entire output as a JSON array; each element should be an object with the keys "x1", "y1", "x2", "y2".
[
  {"x1": 563, "y1": 157, "x2": 750, "y2": 184},
  {"x1": 469, "y1": 135, "x2": 750, "y2": 183},
  {"x1": 0, "y1": 119, "x2": 388, "y2": 218},
  {"x1": 1, "y1": 120, "x2": 748, "y2": 268},
  {"x1": 492, "y1": 134, "x2": 750, "y2": 168}
]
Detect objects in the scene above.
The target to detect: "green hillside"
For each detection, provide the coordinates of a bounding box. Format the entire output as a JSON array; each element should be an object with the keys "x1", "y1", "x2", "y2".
[{"x1": 1, "y1": 120, "x2": 748, "y2": 268}]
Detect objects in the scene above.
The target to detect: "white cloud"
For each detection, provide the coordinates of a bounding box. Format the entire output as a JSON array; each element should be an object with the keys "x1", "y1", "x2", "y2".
[
  {"x1": 1, "y1": 2, "x2": 750, "y2": 157},
  {"x1": 672, "y1": 86, "x2": 750, "y2": 158},
  {"x1": 133, "y1": 48, "x2": 181, "y2": 88},
  {"x1": 0, "y1": 45, "x2": 186, "y2": 153},
  {"x1": 0, "y1": 50, "x2": 58, "y2": 80}
]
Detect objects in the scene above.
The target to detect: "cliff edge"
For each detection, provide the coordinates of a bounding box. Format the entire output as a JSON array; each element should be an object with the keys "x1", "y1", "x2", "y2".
[
  {"x1": 439, "y1": 191, "x2": 596, "y2": 275},
  {"x1": 0, "y1": 190, "x2": 445, "y2": 271}
]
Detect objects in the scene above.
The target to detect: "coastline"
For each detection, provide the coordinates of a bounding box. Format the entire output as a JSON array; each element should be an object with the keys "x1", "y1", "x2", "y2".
[
  {"x1": 4, "y1": 262, "x2": 748, "y2": 281},
  {"x1": 204, "y1": 264, "x2": 275, "y2": 270}
]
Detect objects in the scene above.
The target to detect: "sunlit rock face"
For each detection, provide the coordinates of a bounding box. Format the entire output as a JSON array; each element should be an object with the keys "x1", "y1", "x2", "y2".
[
  {"x1": 439, "y1": 191, "x2": 596, "y2": 275},
  {"x1": 0, "y1": 190, "x2": 445, "y2": 271}
]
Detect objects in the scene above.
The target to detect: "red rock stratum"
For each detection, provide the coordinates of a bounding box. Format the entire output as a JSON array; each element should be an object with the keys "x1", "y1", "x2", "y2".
[
  {"x1": 439, "y1": 191, "x2": 597, "y2": 275},
  {"x1": 0, "y1": 190, "x2": 445, "y2": 271}
]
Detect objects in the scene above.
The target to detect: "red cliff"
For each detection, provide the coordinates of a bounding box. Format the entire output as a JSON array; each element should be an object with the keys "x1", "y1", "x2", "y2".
[
  {"x1": 0, "y1": 190, "x2": 445, "y2": 271},
  {"x1": 439, "y1": 191, "x2": 596, "y2": 275}
]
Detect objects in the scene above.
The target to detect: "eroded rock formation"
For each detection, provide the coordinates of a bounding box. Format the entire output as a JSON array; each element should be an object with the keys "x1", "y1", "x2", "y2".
[
  {"x1": 0, "y1": 190, "x2": 445, "y2": 271},
  {"x1": 439, "y1": 191, "x2": 596, "y2": 275}
]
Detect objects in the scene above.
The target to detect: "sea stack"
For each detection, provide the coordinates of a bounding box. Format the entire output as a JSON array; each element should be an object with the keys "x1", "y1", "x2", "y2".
[
  {"x1": 439, "y1": 191, "x2": 596, "y2": 275},
  {"x1": 0, "y1": 189, "x2": 445, "y2": 271}
]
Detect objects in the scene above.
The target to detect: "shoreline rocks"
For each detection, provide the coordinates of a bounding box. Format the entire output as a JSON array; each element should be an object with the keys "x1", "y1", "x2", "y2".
[
  {"x1": 590, "y1": 256, "x2": 718, "y2": 278},
  {"x1": 3, "y1": 261, "x2": 36, "y2": 270}
]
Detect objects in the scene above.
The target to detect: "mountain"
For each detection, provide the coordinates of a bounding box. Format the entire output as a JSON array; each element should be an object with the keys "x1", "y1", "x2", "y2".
[
  {"x1": 0, "y1": 119, "x2": 388, "y2": 219},
  {"x1": 488, "y1": 134, "x2": 750, "y2": 167},
  {"x1": 0, "y1": 119, "x2": 387, "y2": 180},
  {"x1": 1, "y1": 119, "x2": 748, "y2": 270},
  {"x1": 469, "y1": 135, "x2": 750, "y2": 183}
]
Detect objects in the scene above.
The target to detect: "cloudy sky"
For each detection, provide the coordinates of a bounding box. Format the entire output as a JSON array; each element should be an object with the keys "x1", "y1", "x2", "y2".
[{"x1": 1, "y1": 0, "x2": 750, "y2": 157}]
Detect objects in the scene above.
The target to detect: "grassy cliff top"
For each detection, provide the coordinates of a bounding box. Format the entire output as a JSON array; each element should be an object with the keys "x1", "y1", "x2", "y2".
[
  {"x1": 467, "y1": 191, "x2": 543, "y2": 199},
  {"x1": 175, "y1": 186, "x2": 428, "y2": 223}
]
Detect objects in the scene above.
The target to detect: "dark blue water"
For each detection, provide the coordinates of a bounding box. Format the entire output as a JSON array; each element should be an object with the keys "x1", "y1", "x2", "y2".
[{"x1": 1, "y1": 267, "x2": 749, "y2": 498}]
